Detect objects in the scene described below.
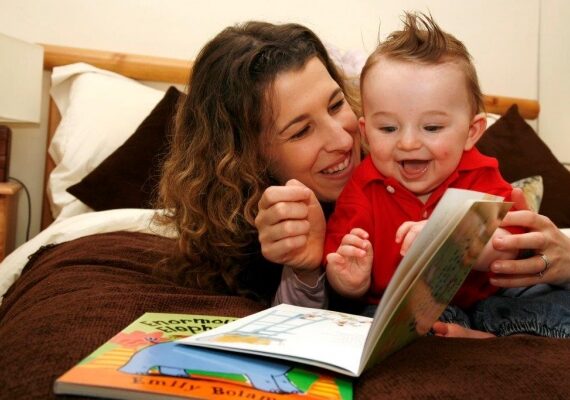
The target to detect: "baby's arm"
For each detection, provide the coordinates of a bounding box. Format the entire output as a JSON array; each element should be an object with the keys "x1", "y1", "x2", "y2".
[
  {"x1": 326, "y1": 228, "x2": 373, "y2": 298},
  {"x1": 472, "y1": 228, "x2": 518, "y2": 271}
]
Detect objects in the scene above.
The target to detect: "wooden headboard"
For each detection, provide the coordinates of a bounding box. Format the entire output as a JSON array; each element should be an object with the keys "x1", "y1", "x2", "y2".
[{"x1": 40, "y1": 44, "x2": 540, "y2": 230}]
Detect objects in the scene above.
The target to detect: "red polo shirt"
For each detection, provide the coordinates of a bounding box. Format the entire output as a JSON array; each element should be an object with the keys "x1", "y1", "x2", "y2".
[{"x1": 324, "y1": 148, "x2": 516, "y2": 309}]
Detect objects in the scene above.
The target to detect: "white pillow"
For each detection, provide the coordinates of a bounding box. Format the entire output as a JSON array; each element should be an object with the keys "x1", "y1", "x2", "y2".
[
  {"x1": 48, "y1": 63, "x2": 165, "y2": 220},
  {"x1": 485, "y1": 113, "x2": 501, "y2": 128}
]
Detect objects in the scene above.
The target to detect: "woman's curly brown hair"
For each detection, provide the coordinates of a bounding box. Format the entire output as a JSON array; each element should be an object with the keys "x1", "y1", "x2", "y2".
[{"x1": 157, "y1": 21, "x2": 358, "y2": 298}]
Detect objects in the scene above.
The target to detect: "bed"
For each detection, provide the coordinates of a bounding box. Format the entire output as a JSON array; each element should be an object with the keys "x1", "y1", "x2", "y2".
[{"x1": 1, "y1": 44, "x2": 570, "y2": 400}]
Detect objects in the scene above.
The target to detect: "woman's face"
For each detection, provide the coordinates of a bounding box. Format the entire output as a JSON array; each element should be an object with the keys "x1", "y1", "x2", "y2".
[{"x1": 262, "y1": 57, "x2": 360, "y2": 202}]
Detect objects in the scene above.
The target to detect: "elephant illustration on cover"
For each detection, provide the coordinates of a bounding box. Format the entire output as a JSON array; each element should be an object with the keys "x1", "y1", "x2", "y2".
[{"x1": 120, "y1": 342, "x2": 301, "y2": 394}]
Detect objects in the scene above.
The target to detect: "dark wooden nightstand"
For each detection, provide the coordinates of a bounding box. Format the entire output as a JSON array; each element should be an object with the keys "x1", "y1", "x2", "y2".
[{"x1": 0, "y1": 181, "x2": 22, "y2": 261}]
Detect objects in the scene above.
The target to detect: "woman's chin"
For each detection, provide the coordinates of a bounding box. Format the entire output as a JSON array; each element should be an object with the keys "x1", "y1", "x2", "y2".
[{"x1": 314, "y1": 183, "x2": 345, "y2": 203}]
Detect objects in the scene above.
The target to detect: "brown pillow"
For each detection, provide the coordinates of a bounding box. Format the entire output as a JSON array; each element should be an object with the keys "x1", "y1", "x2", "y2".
[
  {"x1": 476, "y1": 105, "x2": 570, "y2": 228},
  {"x1": 67, "y1": 86, "x2": 182, "y2": 210}
]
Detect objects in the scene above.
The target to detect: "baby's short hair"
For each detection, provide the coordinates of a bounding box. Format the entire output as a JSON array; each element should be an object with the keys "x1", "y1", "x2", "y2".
[{"x1": 361, "y1": 11, "x2": 484, "y2": 114}]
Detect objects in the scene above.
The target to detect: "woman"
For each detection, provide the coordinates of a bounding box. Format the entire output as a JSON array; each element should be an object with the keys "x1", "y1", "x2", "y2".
[{"x1": 158, "y1": 20, "x2": 361, "y2": 304}]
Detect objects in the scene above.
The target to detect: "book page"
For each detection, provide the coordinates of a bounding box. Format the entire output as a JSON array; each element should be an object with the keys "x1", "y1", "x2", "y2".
[
  {"x1": 179, "y1": 304, "x2": 372, "y2": 377},
  {"x1": 377, "y1": 189, "x2": 503, "y2": 315},
  {"x1": 361, "y1": 200, "x2": 512, "y2": 372},
  {"x1": 366, "y1": 189, "x2": 503, "y2": 346}
]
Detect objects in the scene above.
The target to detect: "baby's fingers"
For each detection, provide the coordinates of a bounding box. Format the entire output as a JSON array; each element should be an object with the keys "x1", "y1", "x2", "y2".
[
  {"x1": 338, "y1": 242, "x2": 369, "y2": 258},
  {"x1": 399, "y1": 220, "x2": 427, "y2": 256},
  {"x1": 340, "y1": 232, "x2": 370, "y2": 255},
  {"x1": 400, "y1": 231, "x2": 417, "y2": 256},
  {"x1": 395, "y1": 221, "x2": 416, "y2": 244},
  {"x1": 348, "y1": 228, "x2": 370, "y2": 241}
]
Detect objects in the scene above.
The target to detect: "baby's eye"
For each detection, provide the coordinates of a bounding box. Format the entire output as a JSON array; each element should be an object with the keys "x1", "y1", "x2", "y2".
[
  {"x1": 424, "y1": 125, "x2": 442, "y2": 132},
  {"x1": 380, "y1": 126, "x2": 397, "y2": 133}
]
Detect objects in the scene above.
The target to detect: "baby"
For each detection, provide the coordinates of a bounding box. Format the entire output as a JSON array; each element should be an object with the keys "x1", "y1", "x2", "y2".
[{"x1": 324, "y1": 12, "x2": 520, "y2": 319}]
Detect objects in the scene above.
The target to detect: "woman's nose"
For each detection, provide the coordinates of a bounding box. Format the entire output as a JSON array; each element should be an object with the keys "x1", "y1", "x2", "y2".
[{"x1": 323, "y1": 118, "x2": 354, "y2": 152}]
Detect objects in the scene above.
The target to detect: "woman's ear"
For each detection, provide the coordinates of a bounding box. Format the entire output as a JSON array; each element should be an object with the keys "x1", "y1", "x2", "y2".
[{"x1": 464, "y1": 113, "x2": 487, "y2": 150}]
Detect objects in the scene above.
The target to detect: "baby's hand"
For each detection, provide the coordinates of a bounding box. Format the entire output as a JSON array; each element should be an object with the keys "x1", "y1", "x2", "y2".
[
  {"x1": 326, "y1": 228, "x2": 373, "y2": 298},
  {"x1": 396, "y1": 220, "x2": 428, "y2": 256}
]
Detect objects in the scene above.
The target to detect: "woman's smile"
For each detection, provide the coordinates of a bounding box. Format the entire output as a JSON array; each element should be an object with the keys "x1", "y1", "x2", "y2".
[{"x1": 321, "y1": 153, "x2": 352, "y2": 175}]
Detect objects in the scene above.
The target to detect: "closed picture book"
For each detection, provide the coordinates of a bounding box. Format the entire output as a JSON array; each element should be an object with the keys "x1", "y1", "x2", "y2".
[
  {"x1": 54, "y1": 312, "x2": 353, "y2": 400},
  {"x1": 180, "y1": 188, "x2": 513, "y2": 377}
]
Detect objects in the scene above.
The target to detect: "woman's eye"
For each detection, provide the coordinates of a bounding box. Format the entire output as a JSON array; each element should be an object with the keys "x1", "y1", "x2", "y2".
[
  {"x1": 424, "y1": 125, "x2": 442, "y2": 132},
  {"x1": 289, "y1": 126, "x2": 310, "y2": 140},
  {"x1": 329, "y1": 98, "x2": 345, "y2": 112}
]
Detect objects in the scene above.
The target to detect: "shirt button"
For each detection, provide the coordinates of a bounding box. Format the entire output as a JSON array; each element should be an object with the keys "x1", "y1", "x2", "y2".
[
  {"x1": 423, "y1": 211, "x2": 428, "y2": 218},
  {"x1": 386, "y1": 185, "x2": 395, "y2": 194}
]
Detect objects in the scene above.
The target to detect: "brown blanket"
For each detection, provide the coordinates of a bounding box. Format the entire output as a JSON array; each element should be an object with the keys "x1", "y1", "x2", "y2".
[{"x1": 0, "y1": 231, "x2": 569, "y2": 399}]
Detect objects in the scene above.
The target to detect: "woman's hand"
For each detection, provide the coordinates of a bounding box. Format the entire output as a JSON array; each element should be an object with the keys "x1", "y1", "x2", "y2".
[
  {"x1": 255, "y1": 179, "x2": 326, "y2": 282},
  {"x1": 490, "y1": 188, "x2": 570, "y2": 287}
]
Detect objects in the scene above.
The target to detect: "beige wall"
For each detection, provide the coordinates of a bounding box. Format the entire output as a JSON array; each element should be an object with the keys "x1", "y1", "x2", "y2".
[
  {"x1": 0, "y1": 0, "x2": 567, "y2": 248},
  {"x1": 539, "y1": 0, "x2": 570, "y2": 164}
]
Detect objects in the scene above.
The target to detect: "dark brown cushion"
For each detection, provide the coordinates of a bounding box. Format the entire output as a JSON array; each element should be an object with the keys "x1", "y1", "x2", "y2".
[
  {"x1": 476, "y1": 105, "x2": 570, "y2": 228},
  {"x1": 67, "y1": 86, "x2": 182, "y2": 210}
]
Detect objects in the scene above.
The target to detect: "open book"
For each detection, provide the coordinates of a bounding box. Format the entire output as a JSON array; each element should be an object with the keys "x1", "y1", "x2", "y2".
[{"x1": 179, "y1": 188, "x2": 513, "y2": 377}]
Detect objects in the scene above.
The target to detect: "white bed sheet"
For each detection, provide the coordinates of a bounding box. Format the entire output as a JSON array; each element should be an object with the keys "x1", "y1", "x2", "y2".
[{"x1": 0, "y1": 208, "x2": 176, "y2": 303}]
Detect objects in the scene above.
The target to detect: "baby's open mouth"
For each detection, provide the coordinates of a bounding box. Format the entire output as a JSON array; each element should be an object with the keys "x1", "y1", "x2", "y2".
[{"x1": 400, "y1": 160, "x2": 429, "y2": 176}]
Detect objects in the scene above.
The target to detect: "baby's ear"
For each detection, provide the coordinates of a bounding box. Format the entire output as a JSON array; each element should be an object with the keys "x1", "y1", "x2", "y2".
[
  {"x1": 464, "y1": 113, "x2": 487, "y2": 150},
  {"x1": 358, "y1": 117, "x2": 367, "y2": 141}
]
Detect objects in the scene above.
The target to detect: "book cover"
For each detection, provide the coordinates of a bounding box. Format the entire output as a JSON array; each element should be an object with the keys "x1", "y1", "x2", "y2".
[
  {"x1": 179, "y1": 189, "x2": 512, "y2": 377},
  {"x1": 54, "y1": 312, "x2": 353, "y2": 400}
]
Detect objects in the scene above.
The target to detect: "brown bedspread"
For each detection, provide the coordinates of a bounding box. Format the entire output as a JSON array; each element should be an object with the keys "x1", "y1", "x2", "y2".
[{"x1": 0, "y1": 231, "x2": 569, "y2": 399}]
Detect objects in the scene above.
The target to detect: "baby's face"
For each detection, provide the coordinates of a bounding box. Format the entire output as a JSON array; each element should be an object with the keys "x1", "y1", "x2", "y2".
[{"x1": 359, "y1": 57, "x2": 484, "y2": 199}]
